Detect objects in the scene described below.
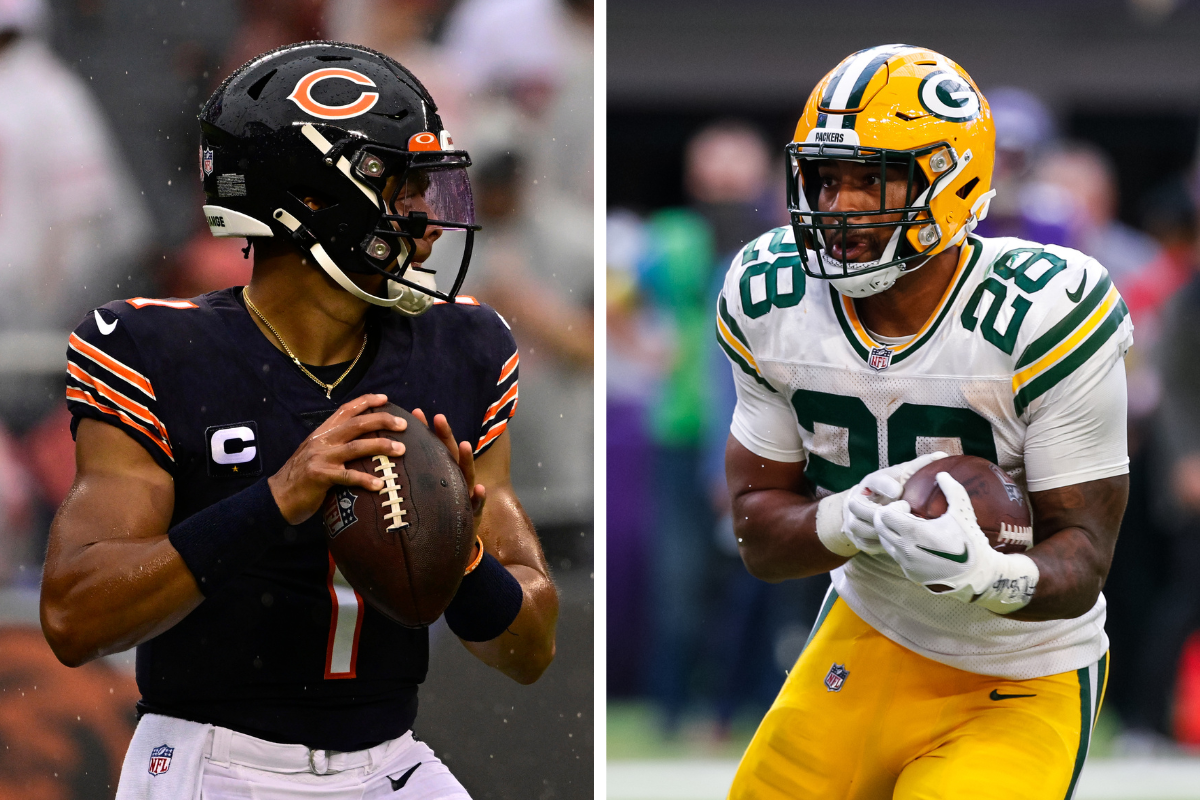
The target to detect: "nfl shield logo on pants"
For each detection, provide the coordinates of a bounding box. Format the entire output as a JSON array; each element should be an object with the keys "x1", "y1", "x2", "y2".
[
  {"x1": 148, "y1": 744, "x2": 174, "y2": 776},
  {"x1": 868, "y1": 347, "x2": 893, "y2": 372},
  {"x1": 825, "y1": 663, "x2": 849, "y2": 692}
]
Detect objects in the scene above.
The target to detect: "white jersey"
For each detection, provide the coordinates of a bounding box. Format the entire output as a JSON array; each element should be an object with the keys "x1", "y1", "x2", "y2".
[{"x1": 717, "y1": 228, "x2": 1133, "y2": 680}]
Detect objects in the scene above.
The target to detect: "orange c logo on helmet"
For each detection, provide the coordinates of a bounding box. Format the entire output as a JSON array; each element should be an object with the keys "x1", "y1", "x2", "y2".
[
  {"x1": 287, "y1": 68, "x2": 380, "y2": 120},
  {"x1": 408, "y1": 132, "x2": 440, "y2": 151}
]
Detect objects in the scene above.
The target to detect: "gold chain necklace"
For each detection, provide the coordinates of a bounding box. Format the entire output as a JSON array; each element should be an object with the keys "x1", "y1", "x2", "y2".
[{"x1": 243, "y1": 288, "x2": 368, "y2": 400}]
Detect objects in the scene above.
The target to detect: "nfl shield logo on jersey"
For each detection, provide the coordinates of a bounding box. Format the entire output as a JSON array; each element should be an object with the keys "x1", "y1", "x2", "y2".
[
  {"x1": 868, "y1": 347, "x2": 893, "y2": 372},
  {"x1": 200, "y1": 146, "x2": 214, "y2": 176},
  {"x1": 824, "y1": 663, "x2": 849, "y2": 692},
  {"x1": 148, "y1": 744, "x2": 174, "y2": 776}
]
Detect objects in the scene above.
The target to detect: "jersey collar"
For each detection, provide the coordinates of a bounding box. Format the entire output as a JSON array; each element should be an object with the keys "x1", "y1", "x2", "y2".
[
  {"x1": 208, "y1": 287, "x2": 412, "y2": 419},
  {"x1": 831, "y1": 236, "x2": 984, "y2": 366}
]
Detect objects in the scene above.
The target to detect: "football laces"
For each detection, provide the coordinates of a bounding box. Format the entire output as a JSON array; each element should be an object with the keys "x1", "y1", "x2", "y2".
[{"x1": 372, "y1": 455, "x2": 409, "y2": 530}]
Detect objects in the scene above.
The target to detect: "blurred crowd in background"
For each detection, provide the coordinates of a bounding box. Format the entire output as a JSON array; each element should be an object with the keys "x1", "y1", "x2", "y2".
[
  {"x1": 0, "y1": 0, "x2": 592, "y2": 796},
  {"x1": 607, "y1": 87, "x2": 1200, "y2": 752}
]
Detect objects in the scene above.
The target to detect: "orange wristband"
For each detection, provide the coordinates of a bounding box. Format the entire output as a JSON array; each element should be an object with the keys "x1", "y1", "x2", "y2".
[{"x1": 463, "y1": 535, "x2": 485, "y2": 575}]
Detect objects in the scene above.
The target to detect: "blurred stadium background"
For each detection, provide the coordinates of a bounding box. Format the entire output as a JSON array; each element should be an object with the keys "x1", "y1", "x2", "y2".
[
  {"x1": 607, "y1": 0, "x2": 1200, "y2": 797},
  {"x1": 0, "y1": 0, "x2": 592, "y2": 798}
]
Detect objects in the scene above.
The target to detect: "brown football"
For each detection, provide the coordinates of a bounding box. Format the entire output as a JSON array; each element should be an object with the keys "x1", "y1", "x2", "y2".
[
  {"x1": 901, "y1": 455, "x2": 1035, "y2": 555},
  {"x1": 319, "y1": 404, "x2": 474, "y2": 627}
]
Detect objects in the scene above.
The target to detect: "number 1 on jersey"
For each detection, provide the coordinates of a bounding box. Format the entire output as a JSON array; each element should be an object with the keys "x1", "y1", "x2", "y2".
[{"x1": 324, "y1": 555, "x2": 364, "y2": 679}]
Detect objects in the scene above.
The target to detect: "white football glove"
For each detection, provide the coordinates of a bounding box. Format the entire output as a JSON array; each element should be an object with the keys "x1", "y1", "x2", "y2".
[
  {"x1": 874, "y1": 471, "x2": 1039, "y2": 614},
  {"x1": 814, "y1": 452, "x2": 948, "y2": 558}
]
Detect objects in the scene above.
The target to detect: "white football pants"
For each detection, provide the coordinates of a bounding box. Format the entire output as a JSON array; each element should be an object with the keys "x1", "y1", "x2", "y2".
[{"x1": 116, "y1": 712, "x2": 471, "y2": 799}]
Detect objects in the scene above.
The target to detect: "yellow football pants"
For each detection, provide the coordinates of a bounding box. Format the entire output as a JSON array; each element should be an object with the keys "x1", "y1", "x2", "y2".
[{"x1": 729, "y1": 589, "x2": 1108, "y2": 800}]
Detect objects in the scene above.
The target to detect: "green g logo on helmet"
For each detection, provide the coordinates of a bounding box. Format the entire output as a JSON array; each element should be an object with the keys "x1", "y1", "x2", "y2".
[{"x1": 918, "y1": 71, "x2": 981, "y2": 121}]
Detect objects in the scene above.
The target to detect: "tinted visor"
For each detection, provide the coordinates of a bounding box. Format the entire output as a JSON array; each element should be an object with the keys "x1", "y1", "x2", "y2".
[
  {"x1": 357, "y1": 147, "x2": 476, "y2": 229},
  {"x1": 419, "y1": 161, "x2": 475, "y2": 228}
]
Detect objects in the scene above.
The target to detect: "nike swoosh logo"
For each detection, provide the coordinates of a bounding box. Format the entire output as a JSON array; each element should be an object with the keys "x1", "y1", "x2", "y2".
[
  {"x1": 94, "y1": 310, "x2": 118, "y2": 335},
  {"x1": 916, "y1": 544, "x2": 969, "y2": 563},
  {"x1": 389, "y1": 762, "x2": 422, "y2": 791},
  {"x1": 1065, "y1": 273, "x2": 1086, "y2": 303},
  {"x1": 990, "y1": 689, "x2": 1037, "y2": 700}
]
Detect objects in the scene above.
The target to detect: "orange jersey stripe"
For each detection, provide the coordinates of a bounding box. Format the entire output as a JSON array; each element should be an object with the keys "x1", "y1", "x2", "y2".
[
  {"x1": 66, "y1": 387, "x2": 173, "y2": 460},
  {"x1": 126, "y1": 298, "x2": 199, "y2": 310},
  {"x1": 432, "y1": 295, "x2": 480, "y2": 306},
  {"x1": 68, "y1": 333, "x2": 156, "y2": 400},
  {"x1": 483, "y1": 382, "x2": 519, "y2": 425},
  {"x1": 497, "y1": 352, "x2": 519, "y2": 385},
  {"x1": 475, "y1": 419, "x2": 508, "y2": 453},
  {"x1": 67, "y1": 362, "x2": 170, "y2": 445}
]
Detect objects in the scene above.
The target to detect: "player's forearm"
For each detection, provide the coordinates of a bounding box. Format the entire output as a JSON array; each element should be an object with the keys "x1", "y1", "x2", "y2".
[
  {"x1": 1006, "y1": 476, "x2": 1127, "y2": 621},
  {"x1": 733, "y1": 489, "x2": 851, "y2": 582},
  {"x1": 40, "y1": 533, "x2": 202, "y2": 667},
  {"x1": 458, "y1": 488, "x2": 558, "y2": 683},
  {"x1": 462, "y1": 564, "x2": 558, "y2": 684},
  {"x1": 1004, "y1": 528, "x2": 1107, "y2": 621}
]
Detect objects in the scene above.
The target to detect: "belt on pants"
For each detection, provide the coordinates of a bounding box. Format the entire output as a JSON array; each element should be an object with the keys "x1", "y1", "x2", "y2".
[{"x1": 202, "y1": 725, "x2": 406, "y2": 775}]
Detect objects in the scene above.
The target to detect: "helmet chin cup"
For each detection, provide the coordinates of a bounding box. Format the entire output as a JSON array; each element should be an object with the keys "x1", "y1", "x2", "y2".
[
  {"x1": 390, "y1": 268, "x2": 438, "y2": 316},
  {"x1": 830, "y1": 266, "x2": 902, "y2": 298}
]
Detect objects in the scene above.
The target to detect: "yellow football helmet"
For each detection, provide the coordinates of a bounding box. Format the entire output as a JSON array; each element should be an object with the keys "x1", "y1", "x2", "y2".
[{"x1": 788, "y1": 44, "x2": 996, "y2": 297}]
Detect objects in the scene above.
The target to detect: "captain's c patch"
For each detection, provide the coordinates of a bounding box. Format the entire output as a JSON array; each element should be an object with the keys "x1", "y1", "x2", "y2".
[{"x1": 206, "y1": 421, "x2": 262, "y2": 478}]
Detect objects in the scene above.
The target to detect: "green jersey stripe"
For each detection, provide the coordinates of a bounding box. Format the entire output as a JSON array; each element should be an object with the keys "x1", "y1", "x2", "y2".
[
  {"x1": 830, "y1": 284, "x2": 870, "y2": 362},
  {"x1": 718, "y1": 295, "x2": 752, "y2": 352},
  {"x1": 715, "y1": 325, "x2": 777, "y2": 393},
  {"x1": 1094, "y1": 652, "x2": 1108, "y2": 726},
  {"x1": 1016, "y1": 272, "x2": 1113, "y2": 369},
  {"x1": 1063, "y1": 665, "x2": 1092, "y2": 800},
  {"x1": 801, "y1": 587, "x2": 839, "y2": 654},
  {"x1": 892, "y1": 237, "x2": 985, "y2": 364},
  {"x1": 1014, "y1": 300, "x2": 1128, "y2": 416}
]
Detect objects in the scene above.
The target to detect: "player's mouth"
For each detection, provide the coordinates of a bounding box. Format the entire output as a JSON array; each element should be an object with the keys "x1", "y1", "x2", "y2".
[{"x1": 826, "y1": 236, "x2": 877, "y2": 263}]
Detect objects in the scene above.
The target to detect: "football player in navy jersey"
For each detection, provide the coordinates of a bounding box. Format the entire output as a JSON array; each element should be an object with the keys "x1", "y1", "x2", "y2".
[{"x1": 39, "y1": 42, "x2": 559, "y2": 799}]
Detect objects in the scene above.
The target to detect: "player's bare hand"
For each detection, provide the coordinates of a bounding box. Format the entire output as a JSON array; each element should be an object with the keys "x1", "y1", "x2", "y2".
[
  {"x1": 269, "y1": 393, "x2": 408, "y2": 525},
  {"x1": 411, "y1": 408, "x2": 486, "y2": 519}
]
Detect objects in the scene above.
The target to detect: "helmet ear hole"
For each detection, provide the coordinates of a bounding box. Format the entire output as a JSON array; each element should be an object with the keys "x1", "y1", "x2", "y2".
[
  {"x1": 288, "y1": 187, "x2": 338, "y2": 211},
  {"x1": 956, "y1": 177, "x2": 980, "y2": 200}
]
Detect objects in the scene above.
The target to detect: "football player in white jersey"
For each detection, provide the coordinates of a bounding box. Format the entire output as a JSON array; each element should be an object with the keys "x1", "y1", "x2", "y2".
[{"x1": 718, "y1": 45, "x2": 1131, "y2": 799}]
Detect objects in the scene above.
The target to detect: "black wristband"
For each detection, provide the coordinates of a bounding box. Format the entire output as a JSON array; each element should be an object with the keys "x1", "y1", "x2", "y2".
[
  {"x1": 167, "y1": 478, "x2": 289, "y2": 596},
  {"x1": 443, "y1": 552, "x2": 524, "y2": 642}
]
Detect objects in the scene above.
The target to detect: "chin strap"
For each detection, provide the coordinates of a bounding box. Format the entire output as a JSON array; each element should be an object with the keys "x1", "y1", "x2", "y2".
[{"x1": 272, "y1": 208, "x2": 433, "y2": 312}]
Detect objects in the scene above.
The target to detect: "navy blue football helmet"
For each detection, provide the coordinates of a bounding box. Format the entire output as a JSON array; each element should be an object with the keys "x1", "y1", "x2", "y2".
[{"x1": 199, "y1": 41, "x2": 479, "y2": 314}]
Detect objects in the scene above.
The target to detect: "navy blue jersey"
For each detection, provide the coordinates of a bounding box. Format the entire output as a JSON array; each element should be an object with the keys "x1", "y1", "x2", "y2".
[{"x1": 65, "y1": 288, "x2": 519, "y2": 751}]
